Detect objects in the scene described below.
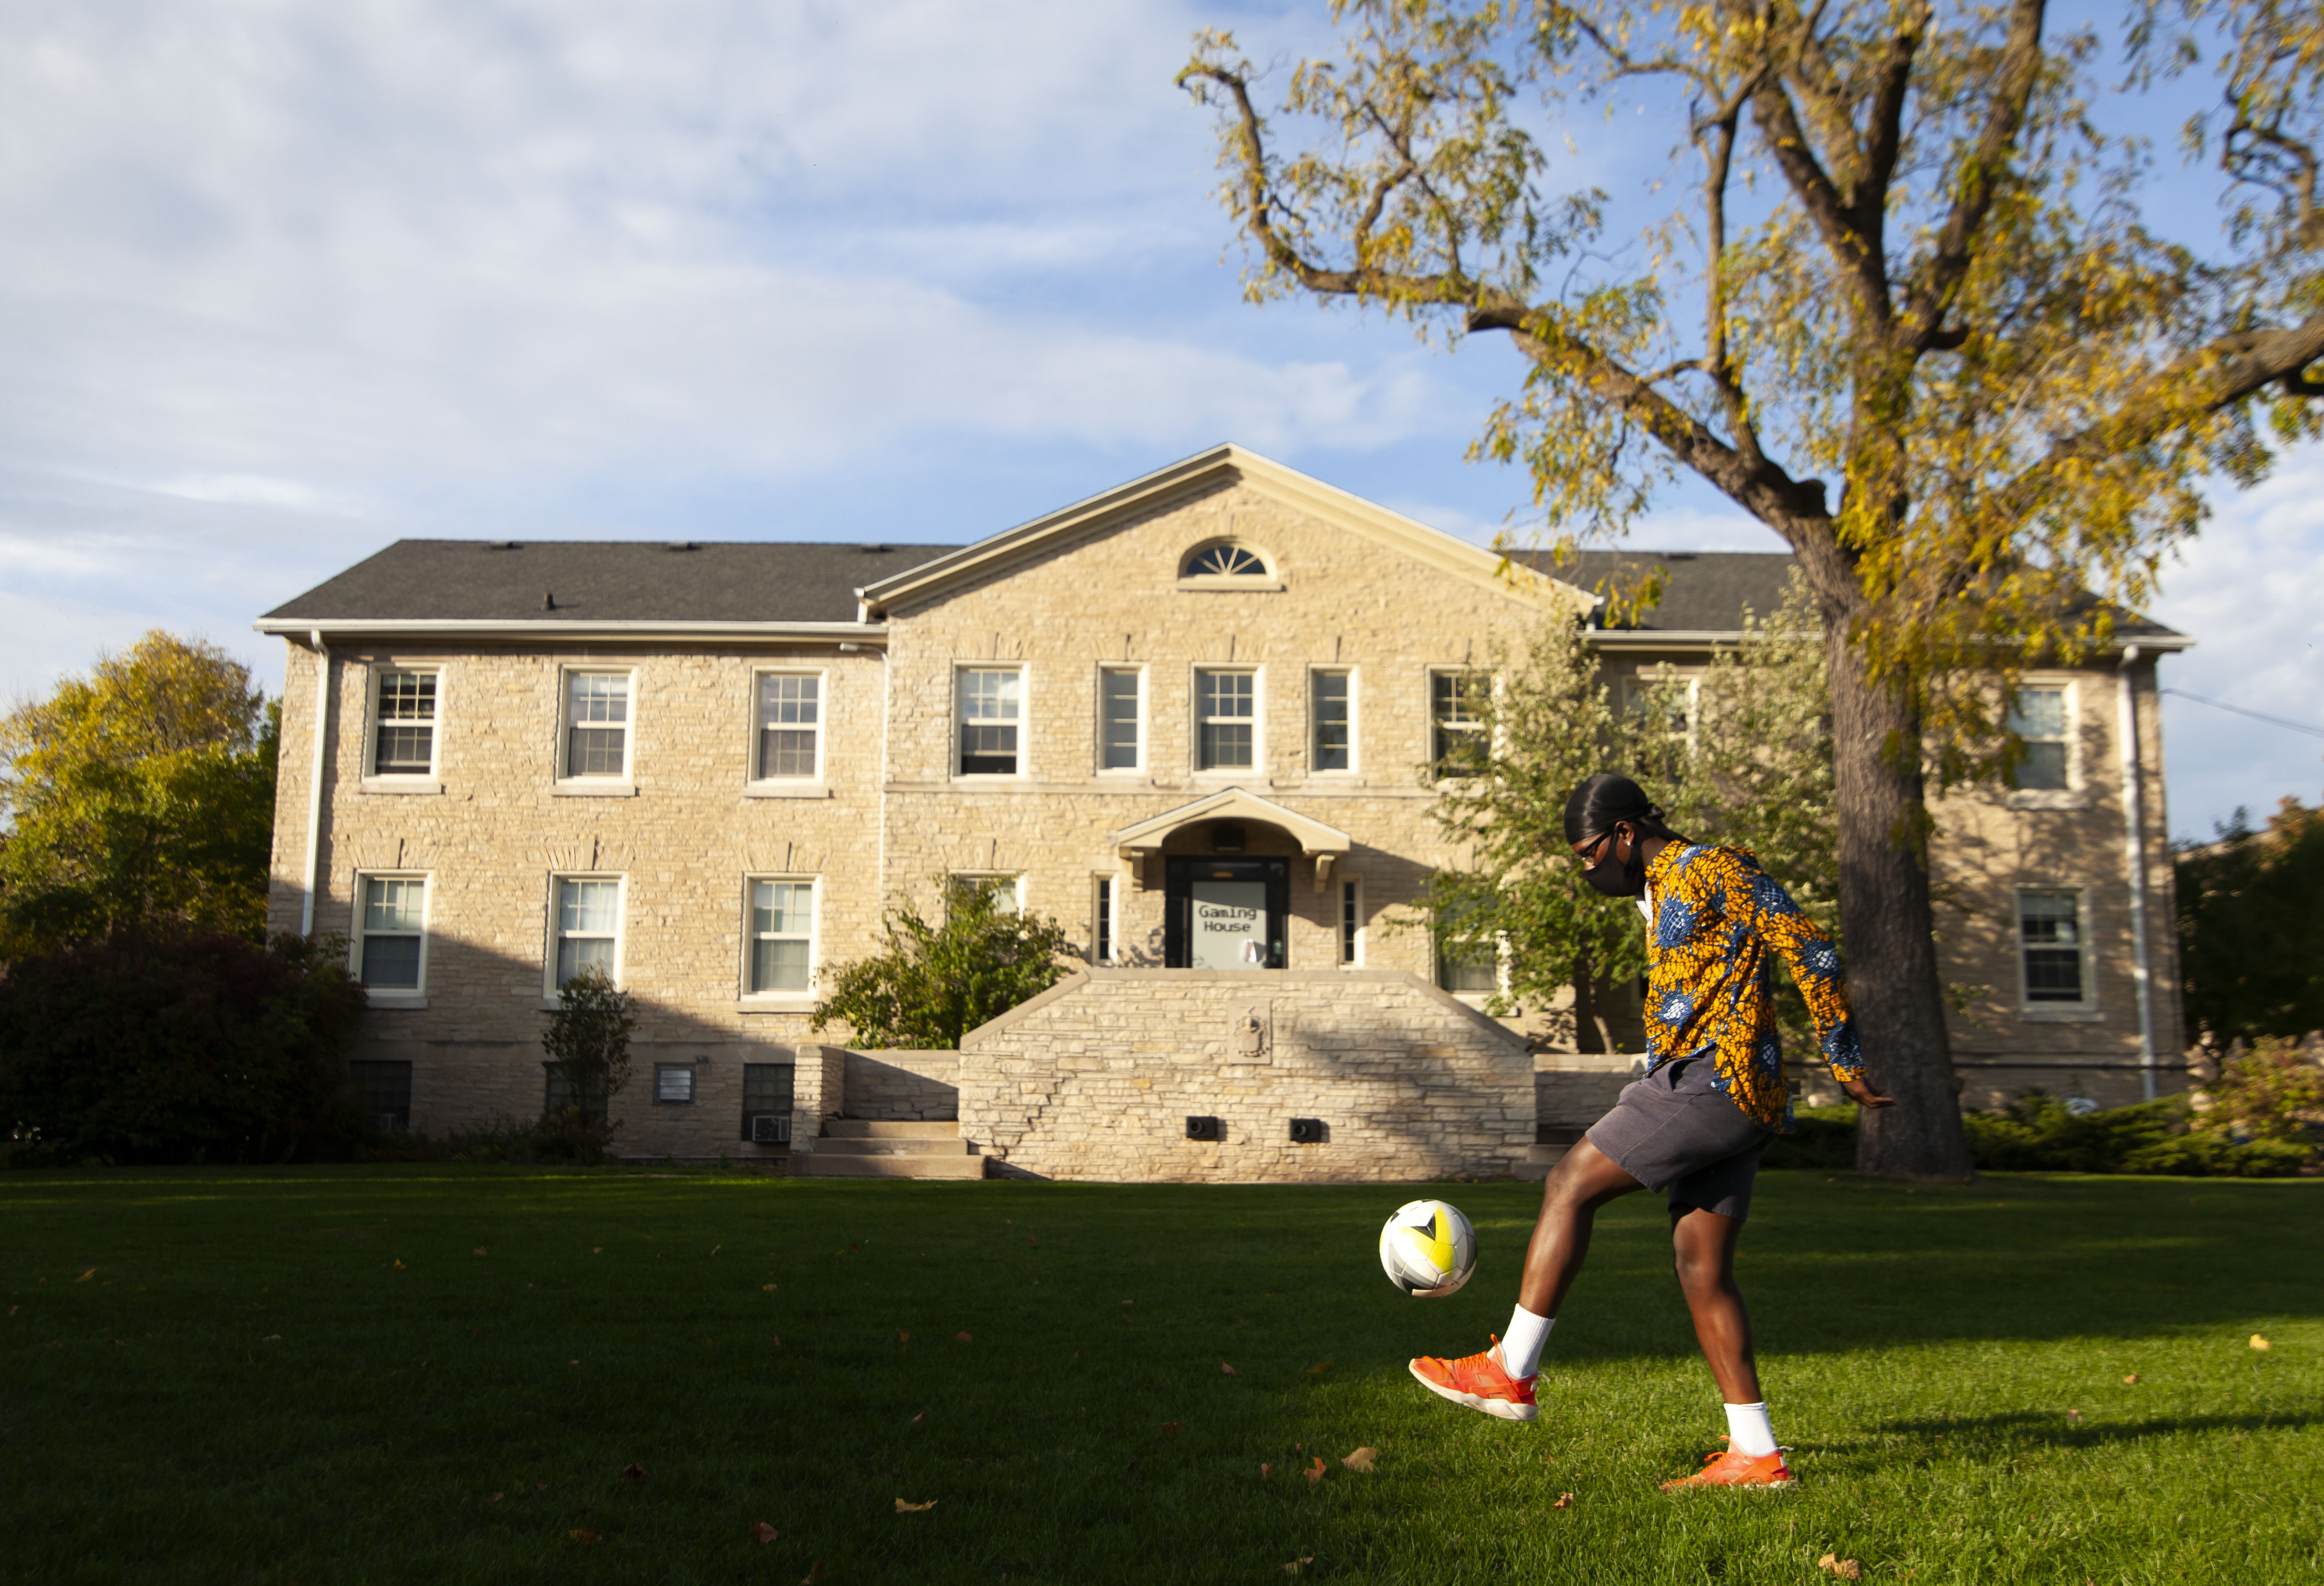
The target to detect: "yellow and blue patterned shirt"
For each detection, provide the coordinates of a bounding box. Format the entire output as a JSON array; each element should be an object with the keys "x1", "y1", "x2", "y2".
[{"x1": 1640, "y1": 842, "x2": 1862, "y2": 1131}]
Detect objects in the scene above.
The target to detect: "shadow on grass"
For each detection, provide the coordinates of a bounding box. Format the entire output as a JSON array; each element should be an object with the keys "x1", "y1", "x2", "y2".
[{"x1": 1872, "y1": 1407, "x2": 2322, "y2": 1445}]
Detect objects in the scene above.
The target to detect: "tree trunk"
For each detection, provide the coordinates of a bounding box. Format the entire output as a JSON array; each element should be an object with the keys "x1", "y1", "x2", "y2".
[{"x1": 1823, "y1": 630, "x2": 1976, "y2": 1178}]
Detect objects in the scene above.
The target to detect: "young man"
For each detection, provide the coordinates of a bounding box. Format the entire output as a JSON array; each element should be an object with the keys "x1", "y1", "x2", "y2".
[{"x1": 1409, "y1": 773, "x2": 1893, "y2": 1489}]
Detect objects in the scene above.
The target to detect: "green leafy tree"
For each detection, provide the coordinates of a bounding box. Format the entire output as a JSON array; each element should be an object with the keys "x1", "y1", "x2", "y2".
[
  {"x1": 2176, "y1": 795, "x2": 2324, "y2": 1048},
  {"x1": 0, "y1": 632, "x2": 275, "y2": 956},
  {"x1": 539, "y1": 967, "x2": 637, "y2": 1127},
  {"x1": 1180, "y1": 0, "x2": 2324, "y2": 1175},
  {"x1": 0, "y1": 927, "x2": 366, "y2": 1165},
  {"x1": 814, "y1": 879, "x2": 1076, "y2": 1050}
]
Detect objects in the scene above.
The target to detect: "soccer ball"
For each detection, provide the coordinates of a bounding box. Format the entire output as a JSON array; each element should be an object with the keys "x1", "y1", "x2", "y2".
[{"x1": 1378, "y1": 1199, "x2": 1477, "y2": 1297}]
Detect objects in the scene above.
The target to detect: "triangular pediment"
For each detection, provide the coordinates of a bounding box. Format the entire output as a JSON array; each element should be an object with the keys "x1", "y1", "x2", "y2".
[
  {"x1": 1112, "y1": 787, "x2": 1352, "y2": 857},
  {"x1": 855, "y1": 444, "x2": 1595, "y2": 618}
]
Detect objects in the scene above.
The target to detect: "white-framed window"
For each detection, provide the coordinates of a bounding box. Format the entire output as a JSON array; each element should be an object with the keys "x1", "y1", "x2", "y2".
[
  {"x1": 1195, "y1": 667, "x2": 1259, "y2": 773},
  {"x1": 956, "y1": 666, "x2": 1024, "y2": 777},
  {"x1": 1434, "y1": 899, "x2": 1498, "y2": 995},
  {"x1": 1430, "y1": 669, "x2": 1489, "y2": 769},
  {"x1": 2008, "y1": 685, "x2": 2074, "y2": 791},
  {"x1": 367, "y1": 668, "x2": 440, "y2": 779},
  {"x1": 1338, "y1": 876, "x2": 1363, "y2": 966},
  {"x1": 744, "y1": 878, "x2": 818, "y2": 996},
  {"x1": 1621, "y1": 669, "x2": 1699, "y2": 746},
  {"x1": 549, "y1": 875, "x2": 624, "y2": 990},
  {"x1": 561, "y1": 671, "x2": 634, "y2": 781},
  {"x1": 654, "y1": 1064, "x2": 697, "y2": 1105},
  {"x1": 1181, "y1": 542, "x2": 1271, "y2": 578},
  {"x1": 753, "y1": 671, "x2": 823, "y2": 782},
  {"x1": 1311, "y1": 668, "x2": 1355, "y2": 774},
  {"x1": 1097, "y1": 665, "x2": 1144, "y2": 773},
  {"x1": 949, "y1": 873, "x2": 1024, "y2": 916},
  {"x1": 353, "y1": 874, "x2": 428, "y2": 997},
  {"x1": 2017, "y1": 888, "x2": 2091, "y2": 1008},
  {"x1": 1091, "y1": 873, "x2": 1116, "y2": 964}
]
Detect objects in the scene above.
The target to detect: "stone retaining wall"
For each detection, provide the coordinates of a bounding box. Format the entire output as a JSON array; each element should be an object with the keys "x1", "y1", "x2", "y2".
[
  {"x1": 957, "y1": 968, "x2": 1533, "y2": 1182},
  {"x1": 841, "y1": 1049, "x2": 961, "y2": 1121}
]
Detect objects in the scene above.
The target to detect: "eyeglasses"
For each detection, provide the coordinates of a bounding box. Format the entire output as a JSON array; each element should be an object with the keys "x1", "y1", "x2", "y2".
[{"x1": 1574, "y1": 830, "x2": 1617, "y2": 868}]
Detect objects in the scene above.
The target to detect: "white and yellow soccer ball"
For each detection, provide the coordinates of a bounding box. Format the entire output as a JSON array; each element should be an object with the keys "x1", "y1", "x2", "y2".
[{"x1": 1378, "y1": 1199, "x2": 1477, "y2": 1297}]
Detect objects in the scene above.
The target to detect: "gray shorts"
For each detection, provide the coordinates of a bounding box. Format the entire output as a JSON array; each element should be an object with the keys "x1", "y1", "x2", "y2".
[{"x1": 1585, "y1": 1054, "x2": 1770, "y2": 1221}]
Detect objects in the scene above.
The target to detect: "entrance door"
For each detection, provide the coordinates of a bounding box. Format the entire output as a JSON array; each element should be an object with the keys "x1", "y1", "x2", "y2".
[{"x1": 1164, "y1": 857, "x2": 1290, "y2": 969}]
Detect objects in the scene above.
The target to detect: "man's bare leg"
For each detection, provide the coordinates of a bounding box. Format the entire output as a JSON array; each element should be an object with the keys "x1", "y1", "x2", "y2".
[
  {"x1": 1513, "y1": 1138, "x2": 1644, "y2": 1320},
  {"x1": 1670, "y1": 1203, "x2": 1760, "y2": 1402}
]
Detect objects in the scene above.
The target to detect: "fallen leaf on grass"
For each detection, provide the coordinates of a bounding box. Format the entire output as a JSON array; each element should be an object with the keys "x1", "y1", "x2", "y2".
[
  {"x1": 78, "y1": 1269, "x2": 96, "y2": 1282},
  {"x1": 1283, "y1": 1558, "x2": 1314, "y2": 1575},
  {"x1": 620, "y1": 1464, "x2": 647, "y2": 1481},
  {"x1": 1551, "y1": 1493, "x2": 1574, "y2": 1509},
  {"x1": 1307, "y1": 1358, "x2": 1334, "y2": 1375},
  {"x1": 1305, "y1": 1457, "x2": 1327, "y2": 1485},
  {"x1": 2122, "y1": 1374, "x2": 2140, "y2": 1384},
  {"x1": 1341, "y1": 1448, "x2": 1378, "y2": 1473},
  {"x1": 956, "y1": 1331, "x2": 972, "y2": 1343},
  {"x1": 771, "y1": 1335, "x2": 782, "y2": 1348},
  {"x1": 392, "y1": 1260, "x2": 405, "y2": 1270},
  {"x1": 763, "y1": 1283, "x2": 777, "y2": 1291},
  {"x1": 2250, "y1": 1334, "x2": 2271, "y2": 1351},
  {"x1": 899, "y1": 1331, "x2": 910, "y2": 1345},
  {"x1": 1221, "y1": 1362, "x2": 1238, "y2": 1376},
  {"x1": 570, "y1": 1530, "x2": 600, "y2": 1546},
  {"x1": 850, "y1": 1243, "x2": 860, "y2": 1253},
  {"x1": 568, "y1": 1359, "x2": 580, "y2": 1367},
  {"x1": 1162, "y1": 1421, "x2": 1182, "y2": 1434},
  {"x1": 1818, "y1": 1554, "x2": 1862, "y2": 1580},
  {"x1": 895, "y1": 1498, "x2": 938, "y2": 1513},
  {"x1": 535, "y1": 1483, "x2": 548, "y2": 1491},
  {"x1": 801, "y1": 1563, "x2": 823, "y2": 1586},
  {"x1": 911, "y1": 1412, "x2": 926, "y2": 1425},
  {"x1": 1259, "y1": 1464, "x2": 1272, "y2": 1479},
  {"x1": 262, "y1": 1335, "x2": 281, "y2": 1342},
  {"x1": 751, "y1": 1522, "x2": 779, "y2": 1544},
  {"x1": 2065, "y1": 1409, "x2": 2082, "y2": 1422},
  {"x1": 473, "y1": 1248, "x2": 487, "y2": 1256},
  {"x1": 487, "y1": 1493, "x2": 502, "y2": 1503},
  {"x1": 592, "y1": 1247, "x2": 602, "y2": 1254}
]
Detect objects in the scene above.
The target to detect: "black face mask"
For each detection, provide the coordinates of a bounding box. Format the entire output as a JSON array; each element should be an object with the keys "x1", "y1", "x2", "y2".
[{"x1": 1580, "y1": 832, "x2": 1647, "y2": 897}]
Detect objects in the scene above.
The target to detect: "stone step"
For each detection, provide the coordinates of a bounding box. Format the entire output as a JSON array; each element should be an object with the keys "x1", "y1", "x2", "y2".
[
  {"x1": 795, "y1": 1151, "x2": 988, "y2": 1180},
  {"x1": 810, "y1": 1137, "x2": 972, "y2": 1157},
  {"x1": 823, "y1": 1120, "x2": 963, "y2": 1139}
]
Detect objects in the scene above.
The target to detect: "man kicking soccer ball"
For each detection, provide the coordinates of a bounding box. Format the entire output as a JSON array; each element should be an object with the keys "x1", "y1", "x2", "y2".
[{"x1": 1409, "y1": 773, "x2": 1892, "y2": 1489}]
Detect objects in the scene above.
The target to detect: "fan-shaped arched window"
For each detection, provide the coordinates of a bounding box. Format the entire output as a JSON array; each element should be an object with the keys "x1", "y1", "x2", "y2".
[{"x1": 1183, "y1": 543, "x2": 1270, "y2": 578}]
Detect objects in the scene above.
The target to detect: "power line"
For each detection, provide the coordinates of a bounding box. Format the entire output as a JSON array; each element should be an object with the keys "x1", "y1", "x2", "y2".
[{"x1": 2160, "y1": 688, "x2": 2324, "y2": 741}]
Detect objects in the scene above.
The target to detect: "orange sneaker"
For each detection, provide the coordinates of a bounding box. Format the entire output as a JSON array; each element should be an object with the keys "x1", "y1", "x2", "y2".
[
  {"x1": 1659, "y1": 1447, "x2": 1796, "y2": 1490},
  {"x1": 1408, "y1": 1336, "x2": 1538, "y2": 1423}
]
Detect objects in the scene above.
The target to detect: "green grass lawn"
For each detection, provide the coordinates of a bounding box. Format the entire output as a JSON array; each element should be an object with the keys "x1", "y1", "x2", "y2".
[{"x1": 3, "y1": 1168, "x2": 2317, "y2": 1585}]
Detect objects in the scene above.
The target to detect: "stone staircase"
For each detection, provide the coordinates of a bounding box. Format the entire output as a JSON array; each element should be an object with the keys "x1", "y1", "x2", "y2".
[{"x1": 794, "y1": 1119, "x2": 987, "y2": 1180}]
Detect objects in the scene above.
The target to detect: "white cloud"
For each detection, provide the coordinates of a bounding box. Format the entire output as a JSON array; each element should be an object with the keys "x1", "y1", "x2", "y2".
[{"x1": 2150, "y1": 456, "x2": 2324, "y2": 838}]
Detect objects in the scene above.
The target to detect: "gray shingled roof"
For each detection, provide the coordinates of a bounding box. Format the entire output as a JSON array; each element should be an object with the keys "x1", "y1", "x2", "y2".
[{"x1": 262, "y1": 540, "x2": 964, "y2": 624}]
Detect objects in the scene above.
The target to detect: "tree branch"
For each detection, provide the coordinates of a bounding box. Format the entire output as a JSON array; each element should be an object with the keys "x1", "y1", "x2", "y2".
[
  {"x1": 1899, "y1": 0, "x2": 2048, "y2": 351},
  {"x1": 1749, "y1": 77, "x2": 1890, "y2": 324}
]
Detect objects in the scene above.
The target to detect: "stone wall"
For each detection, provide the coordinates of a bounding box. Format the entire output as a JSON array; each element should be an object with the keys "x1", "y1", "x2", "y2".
[
  {"x1": 956, "y1": 968, "x2": 1534, "y2": 1182},
  {"x1": 840, "y1": 1049, "x2": 960, "y2": 1121}
]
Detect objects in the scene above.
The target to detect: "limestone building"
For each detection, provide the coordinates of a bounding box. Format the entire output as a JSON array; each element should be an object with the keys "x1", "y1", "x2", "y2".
[{"x1": 256, "y1": 446, "x2": 2189, "y2": 1177}]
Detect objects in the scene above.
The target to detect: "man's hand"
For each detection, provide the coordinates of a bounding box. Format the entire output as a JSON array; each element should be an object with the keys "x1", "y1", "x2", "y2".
[{"x1": 1841, "y1": 1077, "x2": 1896, "y2": 1110}]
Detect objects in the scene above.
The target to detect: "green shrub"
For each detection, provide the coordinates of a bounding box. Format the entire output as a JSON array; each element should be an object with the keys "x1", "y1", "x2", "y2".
[
  {"x1": 815, "y1": 878, "x2": 1074, "y2": 1049},
  {"x1": 1961, "y1": 1088, "x2": 2318, "y2": 1177},
  {"x1": 355, "y1": 1108, "x2": 617, "y2": 1166},
  {"x1": 0, "y1": 927, "x2": 366, "y2": 1165}
]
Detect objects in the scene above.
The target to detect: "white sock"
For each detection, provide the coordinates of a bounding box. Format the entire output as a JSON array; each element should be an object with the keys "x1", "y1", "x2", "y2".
[
  {"x1": 1499, "y1": 1305, "x2": 1554, "y2": 1379},
  {"x1": 1724, "y1": 1401, "x2": 1778, "y2": 1457}
]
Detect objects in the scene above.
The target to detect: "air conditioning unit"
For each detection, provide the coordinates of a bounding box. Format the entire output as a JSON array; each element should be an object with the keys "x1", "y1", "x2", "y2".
[{"x1": 750, "y1": 1114, "x2": 792, "y2": 1145}]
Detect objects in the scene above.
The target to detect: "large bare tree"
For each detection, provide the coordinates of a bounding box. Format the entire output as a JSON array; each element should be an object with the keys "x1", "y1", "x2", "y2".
[{"x1": 1182, "y1": 0, "x2": 2323, "y2": 1176}]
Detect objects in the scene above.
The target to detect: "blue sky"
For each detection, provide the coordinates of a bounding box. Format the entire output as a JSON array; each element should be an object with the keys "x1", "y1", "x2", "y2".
[{"x1": 1, "y1": 0, "x2": 2316, "y2": 838}]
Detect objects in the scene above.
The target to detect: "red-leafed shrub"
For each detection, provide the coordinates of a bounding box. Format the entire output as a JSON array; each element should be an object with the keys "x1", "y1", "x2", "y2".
[{"x1": 0, "y1": 927, "x2": 366, "y2": 1165}]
